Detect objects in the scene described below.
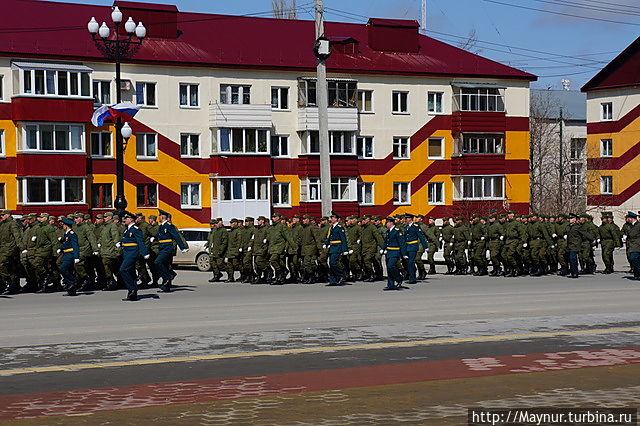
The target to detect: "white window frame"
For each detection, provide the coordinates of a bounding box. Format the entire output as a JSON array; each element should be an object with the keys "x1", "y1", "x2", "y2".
[
  {"x1": 428, "y1": 182, "x2": 444, "y2": 205},
  {"x1": 91, "y1": 183, "x2": 113, "y2": 209},
  {"x1": 459, "y1": 134, "x2": 504, "y2": 155},
  {"x1": 21, "y1": 123, "x2": 85, "y2": 153},
  {"x1": 600, "y1": 138, "x2": 613, "y2": 158},
  {"x1": 19, "y1": 68, "x2": 92, "y2": 98},
  {"x1": 271, "y1": 135, "x2": 289, "y2": 158},
  {"x1": 392, "y1": 91, "x2": 409, "y2": 114},
  {"x1": 453, "y1": 175, "x2": 505, "y2": 201},
  {"x1": 427, "y1": 137, "x2": 445, "y2": 160},
  {"x1": 330, "y1": 177, "x2": 356, "y2": 201},
  {"x1": 136, "y1": 183, "x2": 158, "y2": 208},
  {"x1": 300, "y1": 177, "x2": 356, "y2": 202},
  {"x1": 0, "y1": 74, "x2": 3, "y2": 100},
  {"x1": 19, "y1": 177, "x2": 86, "y2": 205},
  {"x1": 92, "y1": 79, "x2": 111, "y2": 105},
  {"x1": 357, "y1": 89, "x2": 374, "y2": 113},
  {"x1": 217, "y1": 128, "x2": 270, "y2": 154},
  {"x1": 570, "y1": 138, "x2": 586, "y2": 160},
  {"x1": 301, "y1": 177, "x2": 321, "y2": 202},
  {"x1": 458, "y1": 87, "x2": 505, "y2": 112},
  {"x1": 90, "y1": 131, "x2": 112, "y2": 158},
  {"x1": 393, "y1": 182, "x2": 411, "y2": 205},
  {"x1": 357, "y1": 182, "x2": 374, "y2": 206},
  {"x1": 356, "y1": 136, "x2": 374, "y2": 159},
  {"x1": 179, "y1": 83, "x2": 199, "y2": 108},
  {"x1": 305, "y1": 131, "x2": 355, "y2": 155},
  {"x1": 135, "y1": 133, "x2": 158, "y2": 160},
  {"x1": 0, "y1": 129, "x2": 4, "y2": 157},
  {"x1": 271, "y1": 86, "x2": 289, "y2": 110},
  {"x1": 600, "y1": 176, "x2": 613, "y2": 195},
  {"x1": 217, "y1": 178, "x2": 269, "y2": 201},
  {"x1": 600, "y1": 102, "x2": 613, "y2": 121},
  {"x1": 180, "y1": 133, "x2": 200, "y2": 158},
  {"x1": 180, "y1": 183, "x2": 202, "y2": 209},
  {"x1": 135, "y1": 81, "x2": 157, "y2": 107},
  {"x1": 272, "y1": 182, "x2": 291, "y2": 207},
  {"x1": 427, "y1": 91, "x2": 444, "y2": 114},
  {"x1": 220, "y1": 84, "x2": 251, "y2": 105},
  {"x1": 393, "y1": 137, "x2": 410, "y2": 160}
]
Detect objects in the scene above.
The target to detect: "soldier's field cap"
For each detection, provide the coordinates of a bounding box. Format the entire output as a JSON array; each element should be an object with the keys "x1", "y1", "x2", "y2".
[
  {"x1": 148, "y1": 214, "x2": 157, "y2": 220},
  {"x1": 83, "y1": 214, "x2": 91, "y2": 220},
  {"x1": 292, "y1": 214, "x2": 301, "y2": 219},
  {"x1": 209, "y1": 218, "x2": 217, "y2": 224},
  {"x1": 442, "y1": 216, "x2": 450, "y2": 221},
  {"x1": 96, "y1": 214, "x2": 104, "y2": 219},
  {"x1": 257, "y1": 215, "x2": 268, "y2": 221},
  {"x1": 48, "y1": 215, "x2": 56, "y2": 221},
  {"x1": 135, "y1": 212, "x2": 144, "y2": 218},
  {"x1": 61, "y1": 217, "x2": 74, "y2": 227},
  {"x1": 73, "y1": 212, "x2": 83, "y2": 218},
  {"x1": 245, "y1": 216, "x2": 254, "y2": 222},
  {"x1": 1, "y1": 209, "x2": 11, "y2": 215},
  {"x1": 39, "y1": 212, "x2": 49, "y2": 218},
  {"x1": 302, "y1": 214, "x2": 312, "y2": 220},
  {"x1": 455, "y1": 216, "x2": 463, "y2": 221},
  {"x1": 271, "y1": 212, "x2": 280, "y2": 218},
  {"x1": 57, "y1": 215, "x2": 65, "y2": 220},
  {"x1": 113, "y1": 214, "x2": 120, "y2": 220},
  {"x1": 489, "y1": 214, "x2": 496, "y2": 219},
  {"x1": 104, "y1": 211, "x2": 114, "y2": 217}
]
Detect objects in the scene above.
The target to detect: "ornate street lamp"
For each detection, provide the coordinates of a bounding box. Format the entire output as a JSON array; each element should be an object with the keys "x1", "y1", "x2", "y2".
[{"x1": 88, "y1": 6, "x2": 145, "y2": 213}]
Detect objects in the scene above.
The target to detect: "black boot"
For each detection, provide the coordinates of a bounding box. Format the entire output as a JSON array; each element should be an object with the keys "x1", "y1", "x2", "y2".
[
  {"x1": 429, "y1": 265, "x2": 437, "y2": 275},
  {"x1": 159, "y1": 279, "x2": 172, "y2": 292},
  {"x1": 122, "y1": 290, "x2": 138, "y2": 301},
  {"x1": 35, "y1": 278, "x2": 48, "y2": 293},
  {"x1": 3, "y1": 278, "x2": 20, "y2": 295}
]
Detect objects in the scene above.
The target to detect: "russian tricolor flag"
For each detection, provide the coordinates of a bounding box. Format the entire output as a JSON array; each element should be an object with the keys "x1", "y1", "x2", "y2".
[{"x1": 91, "y1": 103, "x2": 141, "y2": 127}]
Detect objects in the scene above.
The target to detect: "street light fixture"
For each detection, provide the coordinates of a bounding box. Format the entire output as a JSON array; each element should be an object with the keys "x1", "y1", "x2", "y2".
[{"x1": 88, "y1": 6, "x2": 145, "y2": 214}]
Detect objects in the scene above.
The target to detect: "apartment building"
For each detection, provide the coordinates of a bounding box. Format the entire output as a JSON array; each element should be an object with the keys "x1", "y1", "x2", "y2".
[
  {"x1": 0, "y1": 0, "x2": 535, "y2": 226},
  {"x1": 582, "y1": 36, "x2": 640, "y2": 222}
]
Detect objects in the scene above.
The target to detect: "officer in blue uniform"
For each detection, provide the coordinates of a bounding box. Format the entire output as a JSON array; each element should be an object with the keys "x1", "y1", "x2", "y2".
[
  {"x1": 118, "y1": 211, "x2": 149, "y2": 301},
  {"x1": 324, "y1": 212, "x2": 349, "y2": 286},
  {"x1": 154, "y1": 209, "x2": 188, "y2": 292},
  {"x1": 402, "y1": 213, "x2": 428, "y2": 284},
  {"x1": 58, "y1": 217, "x2": 80, "y2": 296},
  {"x1": 380, "y1": 217, "x2": 406, "y2": 290}
]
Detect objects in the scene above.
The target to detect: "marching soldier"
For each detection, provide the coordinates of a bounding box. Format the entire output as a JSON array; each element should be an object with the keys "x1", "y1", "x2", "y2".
[
  {"x1": 240, "y1": 217, "x2": 256, "y2": 283},
  {"x1": 452, "y1": 217, "x2": 470, "y2": 275},
  {"x1": 73, "y1": 212, "x2": 99, "y2": 291},
  {"x1": 623, "y1": 211, "x2": 640, "y2": 280},
  {"x1": 469, "y1": 214, "x2": 488, "y2": 276},
  {"x1": 565, "y1": 213, "x2": 584, "y2": 279},
  {"x1": 314, "y1": 216, "x2": 330, "y2": 283},
  {"x1": 58, "y1": 217, "x2": 80, "y2": 296},
  {"x1": 401, "y1": 213, "x2": 427, "y2": 283},
  {"x1": 360, "y1": 215, "x2": 384, "y2": 282},
  {"x1": 486, "y1": 214, "x2": 504, "y2": 276},
  {"x1": 286, "y1": 215, "x2": 302, "y2": 283},
  {"x1": 135, "y1": 213, "x2": 158, "y2": 288},
  {"x1": 267, "y1": 213, "x2": 295, "y2": 285},
  {"x1": 554, "y1": 214, "x2": 569, "y2": 276},
  {"x1": 154, "y1": 209, "x2": 188, "y2": 292},
  {"x1": 599, "y1": 212, "x2": 621, "y2": 274},
  {"x1": 225, "y1": 219, "x2": 242, "y2": 282},
  {"x1": 380, "y1": 216, "x2": 405, "y2": 290},
  {"x1": 528, "y1": 213, "x2": 553, "y2": 276},
  {"x1": 299, "y1": 215, "x2": 320, "y2": 284},
  {"x1": 579, "y1": 214, "x2": 597, "y2": 274},
  {"x1": 424, "y1": 217, "x2": 440, "y2": 276},
  {"x1": 324, "y1": 212, "x2": 349, "y2": 286},
  {"x1": 99, "y1": 212, "x2": 122, "y2": 291},
  {"x1": 441, "y1": 217, "x2": 455, "y2": 274},
  {"x1": 20, "y1": 214, "x2": 38, "y2": 293},
  {"x1": 33, "y1": 213, "x2": 57, "y2": 293},
  {"x1": 344, "y1": 215, "x2": 362, "y2": 281},
  {"x1": 207, "y1": 219, "x2": 228, "y2": 282},
  {"x1": 0, "y1": 210, "x2": 24, "y2": 295},
  {"x1": 251, "y1": 216, "x2": 270, "y2": 283},
  {"x1": 118, "y1": 212, "x2": 149, "y2": 301}
]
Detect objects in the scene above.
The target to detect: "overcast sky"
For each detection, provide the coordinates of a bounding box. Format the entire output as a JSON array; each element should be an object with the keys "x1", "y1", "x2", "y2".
[{"x1": 52, "y1": 0, "x2": 639, "y2": 90}]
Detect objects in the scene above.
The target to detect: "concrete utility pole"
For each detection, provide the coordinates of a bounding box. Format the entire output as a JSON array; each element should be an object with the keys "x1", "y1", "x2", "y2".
[
  {"x1": 315, "y1": 0, "x2": 332, "y2": 216},
  {"x1": 421, "y1": 0, "x2": 427, "y2": 33},
  {"x1": 559, "y1": 107, "x2": 564, "y2": 207}
]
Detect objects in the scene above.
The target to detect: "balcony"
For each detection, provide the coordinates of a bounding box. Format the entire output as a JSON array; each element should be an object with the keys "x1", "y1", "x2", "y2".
[
  {"x1": 297, "y1": 107, "x2": 359, "y2": 131},
  {"x1": 209, "y1": 103, "x2": 272, "y2": 128}
]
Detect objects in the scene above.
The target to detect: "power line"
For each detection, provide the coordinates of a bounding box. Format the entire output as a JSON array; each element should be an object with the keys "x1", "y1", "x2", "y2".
[{"x1": 529, "y1": 0, "x2": 640, "y2": 17}]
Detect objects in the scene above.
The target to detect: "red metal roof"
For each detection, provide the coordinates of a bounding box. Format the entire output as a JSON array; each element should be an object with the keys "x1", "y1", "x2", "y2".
[
  {"x1": 582, "y1": 36, "x2": 640, "y2": 92},
  {"x1": 0, "y1": 0, "x2": 536, "y2": 80}
]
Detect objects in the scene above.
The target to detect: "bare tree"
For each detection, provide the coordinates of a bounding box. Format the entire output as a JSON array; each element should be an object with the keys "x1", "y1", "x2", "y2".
[
  {"x1": 272, "y1": 0, "x2": 298, "y2": 19},
  {"x1": 456, "y1": 29, "x2": 482, "y2": 54}
]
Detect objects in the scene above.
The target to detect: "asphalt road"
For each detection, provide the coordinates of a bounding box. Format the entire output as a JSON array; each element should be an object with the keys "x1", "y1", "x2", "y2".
[{"x1": 1, "y1": 265, "x2": 639, "y2": 424}]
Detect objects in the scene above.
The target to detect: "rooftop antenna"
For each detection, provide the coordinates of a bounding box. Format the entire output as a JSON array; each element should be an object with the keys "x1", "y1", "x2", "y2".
[{"x1": 561, "y1": 79, "x2": 571, "y2": 91}]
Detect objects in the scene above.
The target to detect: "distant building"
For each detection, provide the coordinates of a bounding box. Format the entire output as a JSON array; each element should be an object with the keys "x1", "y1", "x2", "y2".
[
  {"x1": 529, "y1": 89, "x2": 586, "y2": 214},
  {"x1": 582, "y1": 37, "x2": 640, "y2": 222},
  {"x1": 0, "y1": 0, "x2": 535, "y2": 225}
]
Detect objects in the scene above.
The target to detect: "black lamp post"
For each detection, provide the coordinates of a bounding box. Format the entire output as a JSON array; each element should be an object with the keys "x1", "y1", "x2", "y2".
[{"x1": 88, "y1": 7, "x2": 145, "y2": 214}]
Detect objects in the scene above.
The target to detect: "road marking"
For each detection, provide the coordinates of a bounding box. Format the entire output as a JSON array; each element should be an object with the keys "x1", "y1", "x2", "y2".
[{"x1": 2, "y1": 326, "x2": 640, "y2": 377}]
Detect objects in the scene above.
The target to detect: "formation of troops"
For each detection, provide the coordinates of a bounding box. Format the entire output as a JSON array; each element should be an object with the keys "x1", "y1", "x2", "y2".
[
  {"x1": 1, "y1": 207, "x2": 639, "y2": 298},
  {"x1": 0, "y1": 209, "x2": 187, "y2": 301}
]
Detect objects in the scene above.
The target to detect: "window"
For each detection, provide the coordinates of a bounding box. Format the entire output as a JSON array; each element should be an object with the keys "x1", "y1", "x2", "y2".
[
  {"x1": 601, "y1": 176, "x2": 613, "y2": 195},
  {"x1": 357, "y1": 90, "x2": 373, "y2": 113},
  {"x1": 91, "y1": 183, "x2": 112, "y2": 208},
  {"x1": 356, "y1": 136, "x2": 374, "y2": 158},
  {"x1": 570, "y1": 138, "x2": 585, "y2": 160},
  {"x1": 20, "y1": 68, "x2": 91, "y2": 97},
  {"x1": 393, "y1": 137, "x2": 410, "y2": 159},
  {"x1": 271, "y1": 87, "x2": 289, "y2": 110},
  {"x1": 357, "y1": 182, "x2": 374, "y2": 205},
  {"x1": 460, "y1": 134, "x2": 504, "y2": 155},
  {"x1": 218, "y1": 178, "x2": 268, "y2": 201},
  {"x1": 218, "y1": 128, "x2": 269, "y2": 154},
  {"x1": 92, "y1": 80, "x2": 111, "y2": 105},
  {"x1": 180, "y1": 134, "x2": 200, "y2": 157},
  {"x1": 298, "y1": 79, "x2": 317, "y2": 107},
  {"x1": 331, "y1": 177, "x2": 352, "y2": 201},
  {"x1": 569, "y1": 163, "x2": 583, "y2": 190},
  {"x1": 0, "y1": 184, "x2": 4, "y2": 209},
  {"x1": 453, "y1": 176, "x2": 504, "y2": 200},
  {"x1": 23, "y1": 123, "x2": 83, "y2": 152},
  {"x1": 179, "y1": 83, "x2": 199, "y2": 107},
  {"x1": 272, "y1": 182, "x2": 291, "y2": 207},
  {"x1": 301, "y1": 178, "x2": 321, "y2": 201},
  {"x1": 393, "y1": 182, "x2": 410, "y2": 205},
  {"x1": 458, "y1": 87, "x2": 505, "y2": 112},
  {"x1": 0, "y1": 129, "x2": 4, "y2": 156},
  {"x1": 135, "y1": 82, "x2": 156, "y2": 106},
  {"x1": 181, "y1": 183, "x2": 201, "y2": 208},
  {"x1": 428, "y1": 91, "x2": 443, "y2": 114},
  {"x1": 136, "y1": 183, "x2": 158, "y2": 207},
  {"x1": 271, "y1": 135, "x2": 289, "y2": 157},
  {"x1": 90, "y1": 132, "x2": 112, "y2": 157},
  {"x1": 601, "y1": 102, "x2": 613, "y2": 121},
  {"x1": 304, "y1": 131, "x2": 354, "y2": 154},
  {"x1": 392, "y1": 91, "x2": 409, "y2": 114},
  {"x1": 600, "y1": 139, "x2": 613, "y2": 158},
  {"x1": 0, "y1": 75, "x2": 3, "y2": 100},
  {"x1": 428, "y1": 182, "x2": 444, "y2": 205},
  {"x1": 19, "y1": 177, "x2": 85, "y2": 204},
  {"x1": 220, "y1": 84, "x2": 251, "y2": 105},
  {"x1": 328, "y1": 80, "x2": 357, "y2": 107},
  {"x1": 428, "y1": 137, "x2": 444, "y2": 159},
  {"x1": 136, "y1": 133, "x2": 157, "y2": 159}
]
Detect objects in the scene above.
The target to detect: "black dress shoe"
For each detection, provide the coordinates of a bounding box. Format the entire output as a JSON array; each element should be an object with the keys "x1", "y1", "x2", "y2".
[
  {"x1": 122, "y1": 291, "x2": 138, "y2": 301},
  {"x1": 407, "y1": 280, "x2": 417, "y2": 284},
  {"x1": 383, "y1": 286, "x2": 396, "y2": 291}
]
